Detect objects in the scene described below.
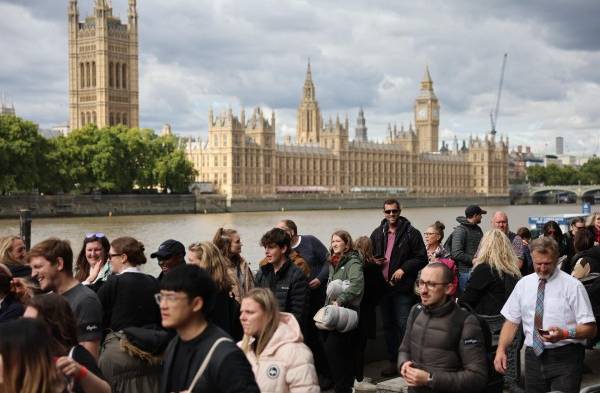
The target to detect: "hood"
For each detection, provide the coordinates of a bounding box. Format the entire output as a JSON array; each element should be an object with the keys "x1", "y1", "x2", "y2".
[
  {"x1": 260, "y1": 312, "x2": 303, "y2": 357},
  {"x1": 578, "y1": 246, "x2": 600, "y2": 261},
  {"x1": 456, "y1": 216, "x2": 478, "y2": 227}
]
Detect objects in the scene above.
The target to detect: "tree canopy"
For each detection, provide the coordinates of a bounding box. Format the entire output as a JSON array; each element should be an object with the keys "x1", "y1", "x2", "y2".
[
  {"x1": 0, "y1": 115, "x2": 197, "y2": 194},
  {"x1": 526, "y1": 159, "x2": 600, "y2": 186}
]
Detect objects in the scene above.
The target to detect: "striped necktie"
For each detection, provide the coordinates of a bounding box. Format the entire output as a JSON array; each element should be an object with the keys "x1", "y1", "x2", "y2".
[{"x1": 533, "y1": 278, "x2": 547, "y2": 356}]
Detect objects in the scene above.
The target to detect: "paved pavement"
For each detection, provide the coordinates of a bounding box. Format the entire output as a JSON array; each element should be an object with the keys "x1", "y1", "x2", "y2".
[{"x1": 324, "y1": 348, "x2": 600, "y2": 392}]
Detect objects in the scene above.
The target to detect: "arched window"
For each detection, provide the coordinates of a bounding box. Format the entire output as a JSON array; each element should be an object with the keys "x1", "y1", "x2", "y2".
[
  {"x1": 122, "y1": 113, "x2": 127, "y2": 126},
  {"x1": 92, "y1": 62, "x2": 96, "y2": 87},
  {"x1": 122, "y1": 63, "x2": 127, "y2": 88},
  {"x1": 86, "y1": 112, "x2": 91, "y2": 124},
  {"x1": 81, "y1": 112, "x2": 85, "y2": 125},
  {"x1": 85, "y1": 62, "x2": 90, "y2": 87},
  {"x1": 115, "y1": 62, "x2": 120, "y2": 88},
  {"x1": 115, "y1": 113, "x2": 121, "y2": 124},
  {"x1": 109, "y1": 113, "x2": 114, "y2": 126},
  {"x1": 109, "y1": 62, "x2": 114, "y2": 87},
  {"x1": 80, "y1": 63, "x2": 85, "y2": 88},
  {"x1": 92, "y1": 112, "x2": 97, "y2": 124}
]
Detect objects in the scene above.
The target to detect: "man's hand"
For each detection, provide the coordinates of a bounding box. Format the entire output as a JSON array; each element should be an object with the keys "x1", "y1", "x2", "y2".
[
  {"x1": 493, "y1": 348, "x2": 508, "y2": 374},
  {"x1": 309, "y1": 278, "x2": 321, "y2": 289},
  {"x1": 391, "y1": 268, "x2": 404, "y2": 283},
  {"x1": 542, "y1": 326, "x2": 566, "y2": 343},
  {"x1": 401, "y1": 361, "x2": 430, "y2": 387}
]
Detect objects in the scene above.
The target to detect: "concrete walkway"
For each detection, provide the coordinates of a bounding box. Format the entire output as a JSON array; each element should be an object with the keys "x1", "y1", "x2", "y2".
[{"x1": 324, "y1": 349, "x2": 600, "y2": 392}]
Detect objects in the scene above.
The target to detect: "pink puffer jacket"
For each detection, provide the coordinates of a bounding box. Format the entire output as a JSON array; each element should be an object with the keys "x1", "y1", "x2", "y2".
[{"x1": 238, "y1": 313, "x2": 319, "y2": 393}]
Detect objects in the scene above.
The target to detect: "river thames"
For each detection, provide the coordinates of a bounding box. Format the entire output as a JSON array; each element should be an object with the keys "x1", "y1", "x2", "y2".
[{"x1": 0, "y1": 203, "x2": 587, "y2": 276}]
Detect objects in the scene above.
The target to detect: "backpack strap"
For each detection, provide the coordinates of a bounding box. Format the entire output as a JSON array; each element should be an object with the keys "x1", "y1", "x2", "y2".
[{"x1": 186, "y1": 337, "x2": 232, "y2": 392}]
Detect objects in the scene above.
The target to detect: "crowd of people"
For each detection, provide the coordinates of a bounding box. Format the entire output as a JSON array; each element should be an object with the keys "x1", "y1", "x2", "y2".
[{"x1": 0, "y1": 199, "x2": 599, "y2": 393}]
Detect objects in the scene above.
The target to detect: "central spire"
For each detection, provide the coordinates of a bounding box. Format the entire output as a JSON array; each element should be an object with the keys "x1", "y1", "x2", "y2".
[
  {"x1": 420, "y1": 65, "x2": 433, "y2": 91},
  {"x1": 302, "y1": 58, "x2": 315, "y2": 101}
]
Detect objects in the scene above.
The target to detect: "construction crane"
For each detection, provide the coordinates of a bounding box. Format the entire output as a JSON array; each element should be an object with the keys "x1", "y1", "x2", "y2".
[{"x1": 490, "y1": 53, "x2": 508, "y2": 135}]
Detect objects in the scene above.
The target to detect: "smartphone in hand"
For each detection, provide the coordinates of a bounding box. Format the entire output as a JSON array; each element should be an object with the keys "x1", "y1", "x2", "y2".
[{"x1": 537, "y1": 328, "x2": 549, "y2": 336}]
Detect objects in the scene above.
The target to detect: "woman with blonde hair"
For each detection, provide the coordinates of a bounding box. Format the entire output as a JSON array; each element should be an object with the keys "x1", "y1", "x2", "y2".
[
  {"x1": 212, "y1": 228, "x2": 254, "y2": 300},
  {"x1": 0, "y1": 235, "x2": 29, "y2": 277},
  {"x1": 239, "y1": 287, "x2": 319, "y2": 393},
  {"x1": 459, "y1": 229, "x2": 521, "y2": 315},
  {"x1": 188, "y1": 241, "x2": 242, "y2": 340}
]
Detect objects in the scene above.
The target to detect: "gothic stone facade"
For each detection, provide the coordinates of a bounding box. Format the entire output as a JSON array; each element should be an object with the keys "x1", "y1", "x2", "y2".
[
  {"x1": 68, "y1": 0, "x2": 139, "y2": 130},
  {"x1": 187, "y1": 65, "x2": 509, "y2": 198}
]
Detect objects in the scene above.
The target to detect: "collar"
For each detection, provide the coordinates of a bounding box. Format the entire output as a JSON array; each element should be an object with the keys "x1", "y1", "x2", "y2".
[
  {"x1": 119, "y1": 266, "x2": 142, "y2": 275},
  {"x1": 293, "y1": 235, "x2": 302, "y2": 248},
  {"x1": 539, "y1": 266, "x2": 560, "y2": 283},
  {"x1": 422, "y1": 297, "x2": 455, "y2": 317}
]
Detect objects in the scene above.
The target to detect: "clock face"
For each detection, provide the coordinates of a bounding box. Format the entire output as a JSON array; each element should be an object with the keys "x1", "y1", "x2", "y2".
[{"x1": 417, "y1": 107, "x2": 428, "y2": 120}]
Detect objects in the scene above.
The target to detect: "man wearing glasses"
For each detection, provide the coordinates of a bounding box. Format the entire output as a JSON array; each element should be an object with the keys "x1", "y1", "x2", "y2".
[
  {"x1": 398, "y1": 263, "x2": 488, "y2": 391},
  {"x1": 158, "y1": 264, "x2": 259, "y2": 393},
  {"x1": 370, "y1": 198, "x2": 427, "y2": 377}
]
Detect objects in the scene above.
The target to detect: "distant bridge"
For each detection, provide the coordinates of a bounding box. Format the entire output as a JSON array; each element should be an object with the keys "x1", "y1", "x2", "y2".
[{"x1": 528, "y1": 185, "x2": 600, "y2": 198}]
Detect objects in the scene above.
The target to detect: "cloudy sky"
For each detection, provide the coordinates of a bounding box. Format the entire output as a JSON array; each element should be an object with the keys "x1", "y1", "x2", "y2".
[{"x1": 1, "y1": 0, "x2": 599, "y2": 155}]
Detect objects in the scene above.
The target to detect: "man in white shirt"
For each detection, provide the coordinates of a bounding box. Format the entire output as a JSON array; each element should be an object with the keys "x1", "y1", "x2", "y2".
[{"x1": 494, "y1": 236, "x2": 596, "y2": 393}]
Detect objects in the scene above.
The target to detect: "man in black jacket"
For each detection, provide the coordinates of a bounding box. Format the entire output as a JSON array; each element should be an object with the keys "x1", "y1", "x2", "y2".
[
  {"x1": 159, "y1": 264, "x2": 259, "y2": 393},
  {"x1": 449, "y1": 205, "x2": 485, "y2": 293},
  {"x1": 255, "y1": 228, "x2": 309, "y2": 330},
  {"x1": 370, "y1": 199, "x2": 427, "y2": 376}
]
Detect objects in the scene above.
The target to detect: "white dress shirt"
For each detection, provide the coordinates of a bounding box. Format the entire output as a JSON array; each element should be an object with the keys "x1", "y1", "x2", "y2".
[{"x1": 501, "y1": 267, "x2": 596, "y2": 348}]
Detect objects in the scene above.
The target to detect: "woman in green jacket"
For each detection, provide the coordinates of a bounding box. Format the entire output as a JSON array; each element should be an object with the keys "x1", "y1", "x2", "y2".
[{"x1": 323, "y1": 230, "x2": 364, "y2": 393}]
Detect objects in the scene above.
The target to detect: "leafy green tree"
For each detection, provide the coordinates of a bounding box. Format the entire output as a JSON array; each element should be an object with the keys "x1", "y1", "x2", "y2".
[
  {"x1": 0, "y1": 115, "x2": 51, "y2": 194},
  {"x1": 580, "y1": 158, "x2": 600, "y2": 185},
  {"x1": 153, "y1": 135, "x2": 197, "y2": 193}
]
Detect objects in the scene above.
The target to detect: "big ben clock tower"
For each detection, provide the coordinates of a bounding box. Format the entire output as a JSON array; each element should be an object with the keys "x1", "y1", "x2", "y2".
[{"x1": 415, "y1": 66, "x2": 440, "y2": 153}]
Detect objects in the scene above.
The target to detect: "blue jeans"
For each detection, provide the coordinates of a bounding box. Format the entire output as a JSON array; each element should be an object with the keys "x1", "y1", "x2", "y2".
[
  {"x1": 380, "y1": 291, "x2": 416, "y2": 362},
  {"x1": 457, "y1": 268, "x2": 471, "y2": 295}
]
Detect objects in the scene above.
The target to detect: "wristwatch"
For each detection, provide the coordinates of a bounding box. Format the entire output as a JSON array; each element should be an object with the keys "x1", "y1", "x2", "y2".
[{"x1": 427, "y1": 373, "x2": 433, "y2": 388}]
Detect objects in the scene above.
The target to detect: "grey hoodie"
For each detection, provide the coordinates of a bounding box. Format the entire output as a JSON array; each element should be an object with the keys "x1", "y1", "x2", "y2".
[{"x1": 449, "y1": 216, "x2": 483, "y2": 269}]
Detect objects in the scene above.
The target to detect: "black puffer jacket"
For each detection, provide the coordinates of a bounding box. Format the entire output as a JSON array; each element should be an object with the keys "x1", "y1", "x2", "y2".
[
  {"x1": 450, "y1": 217, "x2": 483, "y2": 269},
  {"x1": 370, "y1": 217, "x2": 427, "y2": 293},
  {"x1": 398, "y1": 300, "x2": 488, "y2": 393},
  {"x1": 255, "y1": 258, "x2": 309, "y2": 329}
]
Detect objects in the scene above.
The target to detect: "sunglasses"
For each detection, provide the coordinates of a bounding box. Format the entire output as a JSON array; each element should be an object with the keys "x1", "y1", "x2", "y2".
[
  {"x1": 86, "y1": 232, "x2": 106, "y2": 239},
  {"x1": 384, "y1": 209, "x2": 399, "y2": 214}
]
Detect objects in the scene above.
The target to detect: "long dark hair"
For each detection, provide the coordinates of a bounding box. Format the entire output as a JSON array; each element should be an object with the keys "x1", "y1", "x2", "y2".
[
  {"x1": 74, "y1": 233, "x2": 110, "y2": 282},
  {"x1": 0, "y1": 318, "x2": 64, "y2": 393},
  {"x1": 28, "y1": 293, "x2": 78, "y2": 356}
]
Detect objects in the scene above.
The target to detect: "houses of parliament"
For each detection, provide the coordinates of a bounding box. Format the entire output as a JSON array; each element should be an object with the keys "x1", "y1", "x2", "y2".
[
  {"x1": 186, "y1": 63, "x2": 509, "y2": 198},
  {"x1": 67, "y1": 1, "x2": 509, "y2": 199}
]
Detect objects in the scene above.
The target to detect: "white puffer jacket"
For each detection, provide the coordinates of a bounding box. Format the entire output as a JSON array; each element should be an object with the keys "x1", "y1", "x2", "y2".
[{"x1": 238, "y1": 313, "x2": 320, "y2": 393}]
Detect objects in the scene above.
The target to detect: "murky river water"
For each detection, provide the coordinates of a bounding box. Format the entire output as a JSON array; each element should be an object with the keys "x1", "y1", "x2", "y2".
[{"x1": 0, "y1": 204, "x2": 585, "y2": 276}]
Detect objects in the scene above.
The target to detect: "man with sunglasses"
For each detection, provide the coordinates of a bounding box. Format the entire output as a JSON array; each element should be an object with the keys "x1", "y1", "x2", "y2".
[
  {"x1": 398, "y1": 263, "x2": 488, "y2": 392},
  {"x1": 370, "y1": 198, "x2": 427, "y2": 377},
  {"x1": 151, "y1": 239, "x2": 186, "y2": 282}
]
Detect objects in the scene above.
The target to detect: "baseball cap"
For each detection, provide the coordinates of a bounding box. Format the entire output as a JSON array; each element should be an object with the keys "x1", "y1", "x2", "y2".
[
  {"x1": 465, "y1": 205, "x2": 487, "y2": 218},
  {"x1": 150, "y1": 239, "x2": 185, "y2": 260}
]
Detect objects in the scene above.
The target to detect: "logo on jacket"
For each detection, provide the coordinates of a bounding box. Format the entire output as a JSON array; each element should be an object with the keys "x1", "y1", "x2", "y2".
[{"x1": 266, "y1": 365, "x2": 280, "y2": 379}]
